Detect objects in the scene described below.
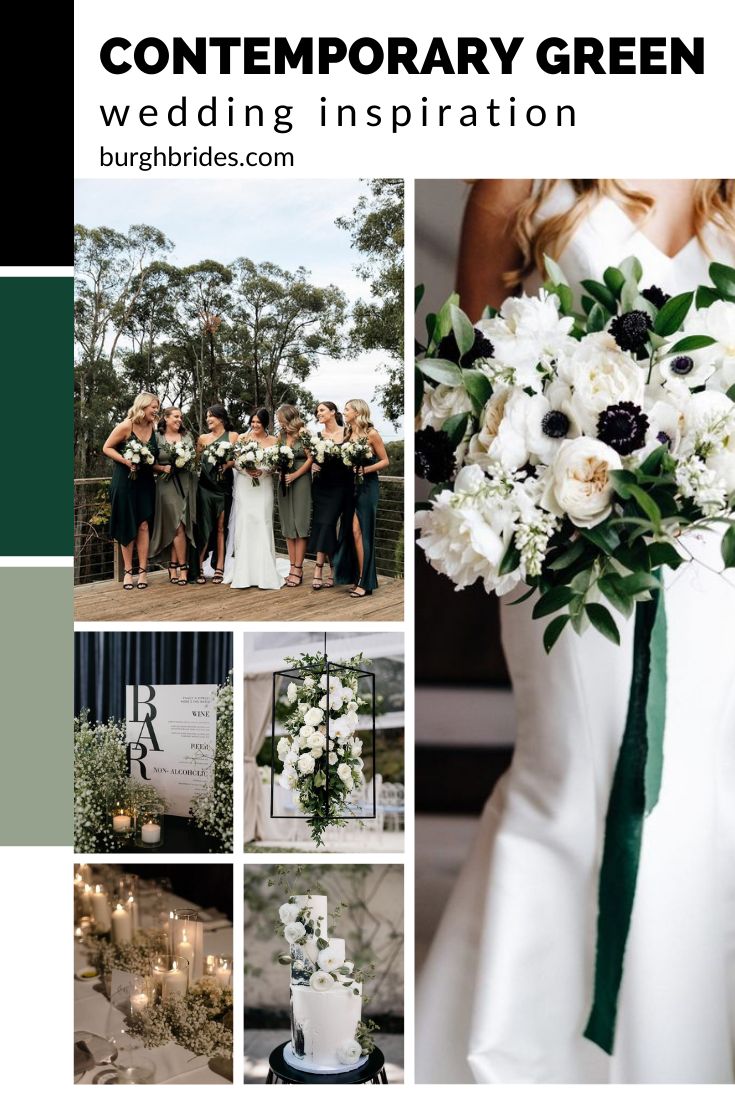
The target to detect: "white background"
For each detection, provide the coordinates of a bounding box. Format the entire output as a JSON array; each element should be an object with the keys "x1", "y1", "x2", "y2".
[{"x1": 2, "y1": 0, "x2": 728, "y2": 1096}]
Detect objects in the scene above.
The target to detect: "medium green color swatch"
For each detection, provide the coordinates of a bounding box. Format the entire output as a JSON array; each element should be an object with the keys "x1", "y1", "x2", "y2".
[
  {"x1": 0, "y1": 567, "x2": 72, "y2": 844},
  {"x1": 0, "y1": 277, "x2": 73, "y2": 556}
]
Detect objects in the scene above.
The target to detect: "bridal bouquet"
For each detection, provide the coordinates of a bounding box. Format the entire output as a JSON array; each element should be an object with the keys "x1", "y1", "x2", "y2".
[
  {"x1": 170, "y1": 438, "x2": 197, "y2": 472},
  {"x1": 202, "y1": 439, "x2": 234, "y2": 480},
  {"x1": 233, "y1": 441, "x2": 265, "y2": 486},
  {"x1": 415, "y1": 255, "x2": 735, "y2": 1054},
  {"x1": 276, "y1": 652, "x2": 366, "y2": 845},
  {"x1": 263, "y1": 443, "x2": 295, "y2": 491},
  {"x1": 304, "y1": 433, "x2": 341, "y2": 471},
  {"x1": 123, "y1": 438, "x2": 155, "y2": 480},
  {"x1": 342, "y1": 440, "x2": 374, "y2": 486}
]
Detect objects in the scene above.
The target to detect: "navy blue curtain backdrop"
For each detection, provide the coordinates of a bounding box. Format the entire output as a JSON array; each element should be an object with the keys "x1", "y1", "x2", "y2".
[{"x1": 75, "y1": 632, "x2": 233, "y2": 723}]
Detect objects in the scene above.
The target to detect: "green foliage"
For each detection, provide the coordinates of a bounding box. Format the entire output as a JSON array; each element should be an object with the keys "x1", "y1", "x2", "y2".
[
  {"x1": 336, "y1": 179, "x2": 404, "y2": 426},
  {"x1": 190, "y1": 675, "x2": 234, "y2": 852}
]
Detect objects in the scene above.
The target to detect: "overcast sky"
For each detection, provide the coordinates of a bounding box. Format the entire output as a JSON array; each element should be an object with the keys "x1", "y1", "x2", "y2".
[{"x1": 75, "y1": 178, "x2": 401, "y2": 439}]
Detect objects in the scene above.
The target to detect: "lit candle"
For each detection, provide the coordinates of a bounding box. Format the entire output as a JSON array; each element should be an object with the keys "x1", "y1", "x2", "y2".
[
  {"x1": 176, "y1": 930, "x2": 194, "y2": 972},
  {"x1": 130, "y1": 992, "x2": 149, "y2": 1014},
  {"x1": 78, "y1": 864, "x2": 92, "y2": 884},
  {"x1": 141, "y1": 821, "x2": 161, "y2": 845},
  {"x1": 111, "y1": 903, "x2": 133, "y2": 945},
  {"x1": 215, "y1": 960, "x2": 232, "y2": 989},
  {"x1": 162, "y1": 961, "x2": 188, "y2": 1002},
  {"x1": 91, "y1": 886, "x2": 111, "y2": 933},
  {"x1": 204, "y1": 955, "x2": 216, "y2": 977},
  {"x1": 126, "y1": 894, "x2": 139, "y2": 933},
  {"x1": 112, "y1": 813, "x2": 132, "y2": 833}
]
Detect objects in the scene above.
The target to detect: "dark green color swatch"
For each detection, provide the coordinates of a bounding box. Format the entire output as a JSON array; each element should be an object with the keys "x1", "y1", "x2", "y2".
[{"x1": 0, "y1": 277, "x2": 73, "y2": 556}]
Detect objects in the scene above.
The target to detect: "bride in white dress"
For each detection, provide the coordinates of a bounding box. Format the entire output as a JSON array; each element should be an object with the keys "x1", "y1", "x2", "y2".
[
  {"x1": 417, "y1": 180, "x2": 735, "y2": 1084},
  {"x1": 224, "y1": 408, "x2": 287, "y2": 590}
]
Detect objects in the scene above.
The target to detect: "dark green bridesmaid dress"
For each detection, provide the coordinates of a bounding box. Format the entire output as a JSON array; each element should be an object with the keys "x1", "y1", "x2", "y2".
[
  {"x1": 108, "y1": 433, "x2": 158, "y2": 547},
  {"x1": 196, "y1": 431, "x2": 232, "y2": 570},
  {"x1": 149, "y1": 432, "x2": 197, "y2": 561},
  {"x1": 334, "y1": 469, "x2": 379, "y2": 593}
]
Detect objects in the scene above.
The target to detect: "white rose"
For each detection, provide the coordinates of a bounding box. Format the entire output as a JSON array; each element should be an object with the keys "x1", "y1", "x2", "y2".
[
  {"x1": 337, "y1": 762, "x2": 353, "y2": 784},
  {"x1": 350, "y1": 738, "x2": 363, "y2": 756},
  {"x1": 304, "y1": 707, "x2": 324, "y2": 726},
  {"x1": 420, "y1": 382, "x2": 473, "y2": 431},
  {"x1": 341, "y1": 687, "x2": 354, "y2": 702},
  {"x1": 286, "y1": 682, "x2": 298, "y2": 702},
  {"x1": 283, "y1": 921, "x2": 306, "y2": 944},
  {"x1": 297, "y1": 753, "x2": 316, "y2": 775},
  {"x1": 558, "y1": 331, "x2": 645, "y2": 435},
  {"x1": 541, "y1": 437, "x2": 622, "y2": 528},
  {"x1": 337, "y1": 1039, "x2": 363, "y2": 1065},
  {"x1": 309, "y1": 970, "x2": 335, "y2": 992},
  {"x1": 328, "y1": 752, "x2": 338, "y2": 765},
  {"x1": 279, "y1": 903, "x2": 300, "y2": 924},
  {"x1": 303, "y1": 676, "x2": 315, "y2": 688},
  {"x1": 331, "y1": 715, "x2": 352, "y2": 740},
  {"x1": 276, "y1": 737, "x2": 291, "y2": 761},
  {"x1": 347, "y1": 701, "x2": 358, "y2": 714},
  {"x1": 317, "y1": 944, "x2": 345, "y2": 971},
  {"x1": 298, "y1": 703, "x2": 309, "y2": 715},
  {"x1": 307, "y1": 732, "x2": 326, "y2": 750},
  {"x1": 318, "y1": 695, "x2": 328, "y2": 710},
  {"x1": 299, "y1": 725, "x2": 316, "y2": 740}
]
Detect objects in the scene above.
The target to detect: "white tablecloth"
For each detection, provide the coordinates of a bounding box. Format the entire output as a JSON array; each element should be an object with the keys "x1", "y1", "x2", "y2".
[{"x1": 74, "y1": 889, "x2": 232, "y2": 1085}]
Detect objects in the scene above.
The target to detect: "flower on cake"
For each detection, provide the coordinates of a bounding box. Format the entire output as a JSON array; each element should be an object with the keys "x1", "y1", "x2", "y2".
[
  {"x1": 317, "y1": 945, "x2": 345, "y2": 971},
  {"x1": 279, "y1": 903, "x2": 300, "y2": 924},
  {"x1": 337, "y1": 1039, "x2": 363, "y2": 1064},
  {"x1": 283, "y1": 921, "x2": 306, "y2": 944},
  {"x1": 309, "y1": 970, "x2": 335, "y2": 991}
]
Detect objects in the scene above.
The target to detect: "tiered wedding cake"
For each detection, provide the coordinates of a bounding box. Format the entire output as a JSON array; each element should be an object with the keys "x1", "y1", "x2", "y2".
[{"x1": 279, "y1": 894, "x2": 365, "y2": 1073}]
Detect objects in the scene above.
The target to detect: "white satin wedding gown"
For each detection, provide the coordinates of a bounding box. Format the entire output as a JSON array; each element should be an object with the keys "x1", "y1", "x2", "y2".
[
  {"x1": 224, "y1": 465, "x2": 287, "y2": 589},
  {"x1": 417, "y1": 185, "x2": 735, "y2": 1084}
]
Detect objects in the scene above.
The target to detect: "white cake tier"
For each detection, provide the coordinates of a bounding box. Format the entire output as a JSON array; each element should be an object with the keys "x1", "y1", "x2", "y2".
[
  {"x1": 292, "y1": 894, "x2": 328, "y2": 964},
  {"x1": 282, "y1": 1042, "x2": 368, "y2": 1076},
  {"x1": 290, "y1": 981, "x2": 363, "y2": 1072}
]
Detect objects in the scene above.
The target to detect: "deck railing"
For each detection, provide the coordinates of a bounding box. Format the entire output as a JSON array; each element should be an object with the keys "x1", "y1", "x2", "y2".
[{"x1": 73, "y1": 475, "x2": 405, "y2": 584}]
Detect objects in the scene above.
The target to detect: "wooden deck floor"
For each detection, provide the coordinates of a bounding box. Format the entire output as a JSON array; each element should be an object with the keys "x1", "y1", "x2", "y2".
[{"x1": 74, "y1": 561, "x2": 404, "y2": 622}]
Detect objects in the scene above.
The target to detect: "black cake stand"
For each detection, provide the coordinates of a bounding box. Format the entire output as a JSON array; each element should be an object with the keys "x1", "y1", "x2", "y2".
[{"x1": 266, "y1": 1042, "x2": 388, "y2": 1084}]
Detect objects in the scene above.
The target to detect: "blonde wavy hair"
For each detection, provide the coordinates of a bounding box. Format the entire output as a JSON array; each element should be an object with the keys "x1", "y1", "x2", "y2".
[
  {"x1": 502, "y1": 179, "x2": 735, "y2": 285},
  {"x1": 127, "y1": 391, "x2": 159, "y2": 425},
  {"x1": 276, "y1": 404, "x2": 305, "y2": 438},
  {"x1": 345, "y1": 399, "x2": 374, "y2": 440}
]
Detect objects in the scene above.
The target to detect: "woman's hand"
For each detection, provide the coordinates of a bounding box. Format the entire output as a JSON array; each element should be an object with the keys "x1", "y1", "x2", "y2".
[
  {"x1": 159, "y1": 464, "x2": 172, "y2": 476},
  {"x1": 249, "y1": 468, "x2": 265, "y2": 479},
  {"x1": 285, "y1": 472, "x2": 298, "y2": 486},
  {"x1": 312, "y1": 462, "x2": 322, "y2": 475}
]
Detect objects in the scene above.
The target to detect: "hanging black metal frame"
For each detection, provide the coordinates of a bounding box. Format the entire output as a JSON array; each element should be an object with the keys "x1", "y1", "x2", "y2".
[{"x1": 270, "y1": 656, "x2": 377, "y2": 823}]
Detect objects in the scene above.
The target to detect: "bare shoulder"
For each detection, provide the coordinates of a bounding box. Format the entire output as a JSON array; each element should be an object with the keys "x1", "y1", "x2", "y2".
[
  {"x1": 467, "y1": 179, "x2": 533, "y2": 216},
  {"x1": 228, "y1": 431, "x2": 239, "y2": 444}
]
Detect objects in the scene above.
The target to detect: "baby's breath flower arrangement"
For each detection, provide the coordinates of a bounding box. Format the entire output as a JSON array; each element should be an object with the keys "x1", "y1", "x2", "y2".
[
  {"x1": 127, "y1": 979, "x2": 233, "y2": 1059},
  {"x1": 190, "y1": 675, "x2": 233, "y2": 852},
  {"x1": 73, "y1": 714, "x2": 129, "y2": 853}
]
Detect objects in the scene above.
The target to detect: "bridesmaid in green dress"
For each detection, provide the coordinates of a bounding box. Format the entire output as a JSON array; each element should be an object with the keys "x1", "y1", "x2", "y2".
[
  {"x1": 274, "y1": 404, "x2": 313, "y2": 587},
  {"x1": 149, "y1": 407, "x2": 197, "y2": 585},
  {"x1": 102, "y1": 391, "x2": 162, "y2": 591},
  {"x1": 333, "y1": 399, "x2": 390, "y2": 598},
  {"x1": 196, "y1": 404, "x2": 238, "y2": 584}
]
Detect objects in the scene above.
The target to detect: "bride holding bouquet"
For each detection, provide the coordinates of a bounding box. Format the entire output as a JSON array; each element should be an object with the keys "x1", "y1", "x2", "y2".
[{"x1": 416, "y1": 180, "x2": 735, "y2": 1084}]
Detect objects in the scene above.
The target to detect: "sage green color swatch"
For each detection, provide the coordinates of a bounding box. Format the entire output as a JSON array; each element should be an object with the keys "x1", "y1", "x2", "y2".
[
  {"x1": 0, "y1": 567, "x2": 72, "y2": 844},
  {"x1": 0, "y1": 277, "x2": 73, "y2": 555}
]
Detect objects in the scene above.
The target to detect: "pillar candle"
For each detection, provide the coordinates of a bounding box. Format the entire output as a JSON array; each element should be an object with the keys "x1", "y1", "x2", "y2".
[
  {"x1": 215, "y1": 963, "x2": 232, "y2": 989},
  {"x1": 141, "y1": 821, "x2": 161, "y2": 845},
  {"x1": 125, "y1": 894, "x2": 139, "y2": 933},
  {"x1": 176, "y1": 931, "x2": 194, "y2": 973},
  {"x1": 111, "y1": 903, "x2": 133, "y2": 945},
  {"x1": 91, "y1": 886, "x2": 111, "y2": 933},
  {"x1": 162, "y1": 962, "x2": 188, "y2": 1003},
  {"x1": 130, "y1": 992, "x2": 149, "y2": 1014}
]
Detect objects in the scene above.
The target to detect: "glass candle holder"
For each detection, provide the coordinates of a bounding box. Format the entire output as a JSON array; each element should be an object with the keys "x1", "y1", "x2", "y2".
[
  {"x1": 135, "y1": 804, "x2": 164, "y2": 850},
  {"x1": 109, "y1": 802, "x2": 134, "y2": 841},
  {"x1": 214, "y1": 956, "x2": 233, "y2": 989},
  {"x1": 149, "y1": 952, "x2": 189, "y2": 1004},
  {"x1": 128, "y1": 972, "x2": 154, "y2": 1017},
  {"x1": 203, "y1": 954, "x2": 216, "y2": 978},
  {"x1": 170, "y1": 909, "x2": 203, "y2": 982}
]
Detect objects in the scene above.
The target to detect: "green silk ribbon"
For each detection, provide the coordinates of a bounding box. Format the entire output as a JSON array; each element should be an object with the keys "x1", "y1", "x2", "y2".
[{"x1": 583, "y1": 572, "x2": 668, "y2": 1054}]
